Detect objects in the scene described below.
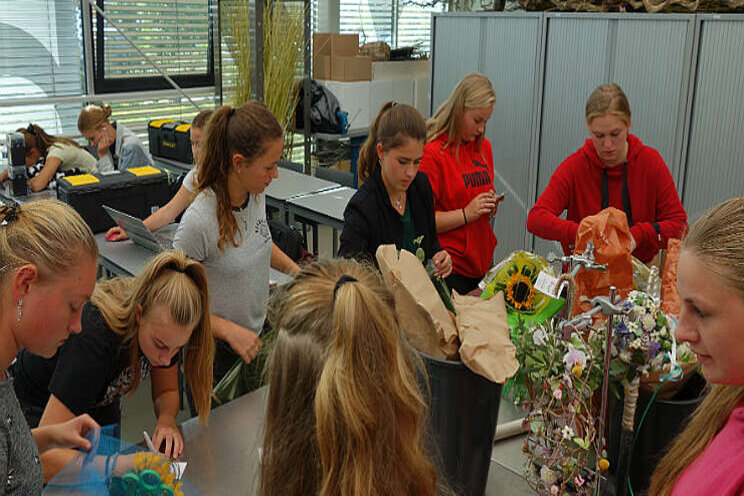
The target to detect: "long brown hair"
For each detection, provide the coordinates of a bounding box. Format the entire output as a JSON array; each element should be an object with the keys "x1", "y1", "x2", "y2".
[
  {"x1": 77, "y1": 103, "x2": 113, "y2": 134},
  {"x1": 91, "y1": 250, "x2": 214, "y2": 422},
  {"x1": 195, "y1": 102, "x2": 283, "y2": 251},
  {"x1": 426, "y1": 72, "x2": 495, "y2": 161},
  {"x1": 649, "y1": 196, "x2": 744, "y2": 495},
  {"x1": 260, "y1": 259, "x2": 438, "y2": 496},
  {"x1": 17, "y1": 124, "x2": 82, "y2": 157},
  {"x1": 358, "y1": 102, "x2": 426, "y2": 183}
]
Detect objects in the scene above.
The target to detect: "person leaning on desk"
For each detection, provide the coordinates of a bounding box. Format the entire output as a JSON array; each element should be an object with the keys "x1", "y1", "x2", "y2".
[
  {"x1": 0, "y1": 201, "x2": 100, "y2": 494},
  {"x1": 173, "y1": 101, "x2": 300, "y2": 385},
  {"x1": 338, "y1": 101, "x2": 452, "y2": 279},
  {"x1": 11, "y1": 250, "x2": 214, "y2": 482},
  {"x1": 526, "y1": 83, "x2": 687, "y2": 263},
  {"x1": 0, "y1": 124, "x2": 97, "y2": 192},
  {"x1": 78, "y1": 103, "x2": 153, "y2": 173}
]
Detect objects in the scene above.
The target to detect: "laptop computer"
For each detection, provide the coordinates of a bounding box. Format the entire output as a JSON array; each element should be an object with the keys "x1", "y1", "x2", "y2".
[{"x1": 102, "y1": 205, "x2": 174, "y2": 253}]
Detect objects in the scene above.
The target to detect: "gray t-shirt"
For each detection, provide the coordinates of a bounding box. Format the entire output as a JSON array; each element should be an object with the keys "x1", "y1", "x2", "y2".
[
  {"x1": 174, "y1": 188, "x2": 272, "y2": 332},
  {"x1": 96, "y1": 123, "x2": 153, "y2": 173},
  {"x1": 0, "y1": 379, "x2": 43, "y2": 495}
]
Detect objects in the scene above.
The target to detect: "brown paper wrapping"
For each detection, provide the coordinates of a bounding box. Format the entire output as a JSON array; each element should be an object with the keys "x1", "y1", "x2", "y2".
[
  {"x1": 573, "y1": 207, "x2": 634, "y2": 315},
  {"x1": 661, "y1": 238, "x2": 682, "y2": 317},
  {"x1": 453, "y1": 291, "x2": 519, "y2": 383},
  {"x1": 376, "y1": 245, "x2": 459, "y2": 359}
]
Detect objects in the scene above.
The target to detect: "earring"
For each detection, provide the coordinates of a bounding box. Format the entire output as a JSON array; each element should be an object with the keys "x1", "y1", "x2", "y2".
[{"x1": 16, "y1": 300, "x2": 22, "y2": 323}]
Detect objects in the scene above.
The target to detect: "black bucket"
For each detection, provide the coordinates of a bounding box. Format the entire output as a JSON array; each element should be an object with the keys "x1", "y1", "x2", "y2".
[
  {"x1": 419, "y1": 352, "x2": 503, "y2": 496},
  {"x1": 607, "y1": 372, "x2": 708, "y2": 494}
]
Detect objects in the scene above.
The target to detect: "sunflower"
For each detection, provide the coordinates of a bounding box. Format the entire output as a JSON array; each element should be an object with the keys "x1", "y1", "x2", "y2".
[{"x1": 505, "y1": 272, "x2": 536, "y2": 311}]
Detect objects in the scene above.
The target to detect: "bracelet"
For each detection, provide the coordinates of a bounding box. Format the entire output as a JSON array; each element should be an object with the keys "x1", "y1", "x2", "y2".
[{"x1": 462, "y1": 208, "x2": 468, "y2": 225}]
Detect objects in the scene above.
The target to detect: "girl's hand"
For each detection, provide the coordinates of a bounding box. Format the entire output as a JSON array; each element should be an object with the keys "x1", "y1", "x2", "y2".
[
  {"x1": 105, "y1": 226, "x2": 128, "y2": 241},
  {"x1": 432, "y1": 250, "x2": 453, "y2": 278},
  {"x1": 43, "y1": 414, "x2": 99, "y2": 452},
  {"x1": 152, "y1": 416, "x2": 183, "y2": 459},
  {"x1": 464, "y1": 192, "x2": 498, "y2": 223}
]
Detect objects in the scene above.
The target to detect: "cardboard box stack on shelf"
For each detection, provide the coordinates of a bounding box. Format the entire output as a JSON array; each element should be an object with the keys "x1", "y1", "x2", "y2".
[{"x1": 313, "y1": 33, "x2": 372, "y2": 82}]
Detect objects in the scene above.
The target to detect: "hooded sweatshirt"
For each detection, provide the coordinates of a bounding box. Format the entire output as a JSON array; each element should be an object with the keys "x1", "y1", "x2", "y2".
[
  {"x1": 420, "y1": 134, "x2": 497, "y2": 279},
  {"x1": 526, "y1": 134, "x2": 687, "y2": 264}
]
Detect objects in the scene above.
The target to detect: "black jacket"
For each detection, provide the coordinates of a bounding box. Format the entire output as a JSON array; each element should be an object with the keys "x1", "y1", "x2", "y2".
[{"x1": 339, "y1": 167, "x2": 441, "y2": 264}]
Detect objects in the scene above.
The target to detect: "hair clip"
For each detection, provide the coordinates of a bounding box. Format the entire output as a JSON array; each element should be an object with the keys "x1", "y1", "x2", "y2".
[
  {"x1": 1, "y1": 204, "x2": 21, "y2": 226},
  {"x1": 26, "y1": 124, "x2": 37, "y2": 136}
]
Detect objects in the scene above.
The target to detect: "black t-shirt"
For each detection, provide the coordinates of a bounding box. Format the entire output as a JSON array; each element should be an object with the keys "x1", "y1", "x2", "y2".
[{"x1": 12, "y1": 302, "x2": 177, "y2": 427}]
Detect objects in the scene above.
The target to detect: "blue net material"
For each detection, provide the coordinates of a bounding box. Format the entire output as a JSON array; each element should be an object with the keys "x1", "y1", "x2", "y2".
[{"x1": 43, "y1": 425, "x2": 199, "y2": 495}]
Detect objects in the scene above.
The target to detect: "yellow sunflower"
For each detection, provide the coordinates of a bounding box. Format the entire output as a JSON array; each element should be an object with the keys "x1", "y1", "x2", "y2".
[{"x1": 505, "y1": 272, "x2": 536, "y2": 311}]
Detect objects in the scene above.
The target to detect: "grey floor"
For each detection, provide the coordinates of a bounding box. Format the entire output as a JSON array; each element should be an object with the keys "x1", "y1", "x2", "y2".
[{"x1": 119, "y1": 224, "x2": 534, "y2": 495}]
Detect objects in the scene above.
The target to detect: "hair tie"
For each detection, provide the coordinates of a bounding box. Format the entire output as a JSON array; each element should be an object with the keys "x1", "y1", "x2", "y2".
[
  {"x1": 333, "y1": 274, "x2": 357, "y2": 300},
  {"x1": 1, "y1": 204, "x2": 21, "y2": 226},
  {"x1": 229, "y1": 107, "x2": 235, "y2": 117},
  {"x1": 168, "y1": 263, "x2": 186, "y2": 274},
  {"x1": 26, "y1": 124, "x2": 37, "y2": 136}
]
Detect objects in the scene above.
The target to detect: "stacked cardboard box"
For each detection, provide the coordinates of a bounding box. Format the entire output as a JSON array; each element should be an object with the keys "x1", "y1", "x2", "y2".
[{"x1": 313, "y1": 33, "x2": 372, "y2": 82}]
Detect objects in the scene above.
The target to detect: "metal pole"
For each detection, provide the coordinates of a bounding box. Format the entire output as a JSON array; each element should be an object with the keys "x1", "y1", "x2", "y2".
[
  {"x1": 255, "y1": 0, "x2": 264, "y2": 102},
  {"x1": 80, "y1": 0, "x2": 96, "y2": 96},
  {"x1": 303, "y1": 0, "x2": 312, "y2": 175},
  {"x1": 595, "y1": 285, "x2": 617, "y2": 496},
  {"x1": 81, "y1": 0, "x2": 202, "y2": 111}
]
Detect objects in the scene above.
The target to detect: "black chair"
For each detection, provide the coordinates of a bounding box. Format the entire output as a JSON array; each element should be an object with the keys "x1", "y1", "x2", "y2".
[{"x1": 314, "y1": 166, "x2": 354, "y2": 188}]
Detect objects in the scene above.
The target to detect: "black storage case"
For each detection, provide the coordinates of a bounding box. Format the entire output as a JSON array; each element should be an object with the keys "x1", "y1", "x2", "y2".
[
  {"x1": 56, "y1": 169, "x2": 169, "y2": 233},
  {"x1": 148, "y1": 119, "x2": 193, "y2": 164}
]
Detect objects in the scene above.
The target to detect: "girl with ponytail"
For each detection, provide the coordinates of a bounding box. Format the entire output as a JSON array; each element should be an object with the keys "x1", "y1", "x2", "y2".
[
  {"x1": 12, "y1": 250, "x2": 214, "y2": 481},
  {"x1": 173, "y1": 102, "x2": 299, "y2": 385},
  {"x1": 0, "y1": 123, "x2": 97, "y2": 191},
  {"x1": 338, "y1": 102, "x2": 452, "y2": 278},
  {"x1": 260, "y1": 259, "x2": 440, "y2": 496},
  {"x1": 77, "y1": 103, "x2": 153, "y2": 172},
  {"x1": 648, "y1": 196, "x2": 744, "y2": 495}
]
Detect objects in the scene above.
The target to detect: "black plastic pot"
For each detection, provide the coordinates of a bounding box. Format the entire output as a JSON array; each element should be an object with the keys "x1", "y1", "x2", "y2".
[
  {"x1": 419, "y1": 352, "x2": 503, "y2": 496},
  {"x1": 607, "y1": 372, "x2": 708, "y2": 494}
]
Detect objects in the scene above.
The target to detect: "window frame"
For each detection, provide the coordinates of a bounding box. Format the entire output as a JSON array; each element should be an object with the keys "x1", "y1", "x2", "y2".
[{"x1": 90, "y1": 0, "x2": 216, "y2": 95}]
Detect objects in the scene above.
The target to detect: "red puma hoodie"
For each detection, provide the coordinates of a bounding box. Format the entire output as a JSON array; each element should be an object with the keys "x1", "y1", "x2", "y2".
[{"x1": 526, "y1": 134, "x2": 687, "y2": 263}]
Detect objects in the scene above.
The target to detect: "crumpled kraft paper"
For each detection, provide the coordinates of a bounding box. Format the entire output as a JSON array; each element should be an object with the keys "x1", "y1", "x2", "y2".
[
  {"x1": 661, "y1": 238, "x2": 682, "y2": 317},
  {"x1": 454, "y1": 291, "x2": 519, "y2": 384},
  {"x1": 376, "y1": 245, "x2": 459, "y2": 359},
  {"x1": 573, "y1": 207, "x2": 634, "y2": 315}
]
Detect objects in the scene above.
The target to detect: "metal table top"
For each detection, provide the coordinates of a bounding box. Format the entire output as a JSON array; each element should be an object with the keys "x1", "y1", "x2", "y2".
[
  {"x1": 95, "y1": 229, "x2": 291, "y2": 286},
  {"x1": 264, "y1": 168, "x2": 339, "y2": 203},
  {"x1": 285, "y1": 186, "x2": 356, "y2": 231}
]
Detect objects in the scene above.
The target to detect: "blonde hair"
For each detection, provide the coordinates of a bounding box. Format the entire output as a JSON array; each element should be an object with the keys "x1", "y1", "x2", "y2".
[
  {"x1": 649, "y1": 196, "x2": 744, "y2": 495},
  {"x1": 358, "y1": 102, "x2": 426, "y2": 183},
  {"x1": 260, "y1": 259, "x2": 438, "y2": 496},
  {"x1": 77, "y1": 104, "x2": 113, "y2": 134},
  {"x1": 426, "y1": 72, "x2": 495, "y2": 160},
  {"x1": 196, "y1": 102, "x2": 283, "y2": 251},
  {"x1": 91, "y1": 250, "x2": 214, "y2": 422},
  {"x1": 585, "y1": 83, "x2": 632, "y2": 127},
  {"x1": 0, "y1": 200, "x2": 97, "y2": 284}
]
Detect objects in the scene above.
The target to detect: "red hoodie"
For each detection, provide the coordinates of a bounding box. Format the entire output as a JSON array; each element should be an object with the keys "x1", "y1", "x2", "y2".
[
  {"x1": 420, "y1": 134, "x2": 497, "y2": 279},
  {"x1": 526, "y1": 134, "x2": 687, "y2": 264}
]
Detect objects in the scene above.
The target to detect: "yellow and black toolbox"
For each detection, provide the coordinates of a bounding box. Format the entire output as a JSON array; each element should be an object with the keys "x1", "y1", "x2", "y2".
[
  {"x1": 148, "y1": 119, "x2": 193, "y2": 164},
  {"x1": 57, "y1": 166, "x2": 170, "y2": 233}
]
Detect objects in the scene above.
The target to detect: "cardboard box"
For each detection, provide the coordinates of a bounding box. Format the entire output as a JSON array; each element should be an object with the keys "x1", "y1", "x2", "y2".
[
  {"x1": 313, "y1": 54, "x2": 332, "y2": 80},
  {"x1": 331, "y1": 56, "x2": 372, "y2": 82},
  {"x1": 313, "y1": 33, "x2": 359, "y2": 57}
]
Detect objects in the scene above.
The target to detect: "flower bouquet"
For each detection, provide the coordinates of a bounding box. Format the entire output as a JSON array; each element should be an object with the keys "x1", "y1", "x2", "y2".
[{"x1": 609, "y1": 290, "x2": 697, "y2": 399}]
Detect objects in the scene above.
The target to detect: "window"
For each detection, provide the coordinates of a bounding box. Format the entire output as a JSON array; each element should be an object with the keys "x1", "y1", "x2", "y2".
[
  {"x1": 338, "y1": 0, "x2": 444, "y2": 54},
  {"x1": 0, "y1": 0, "x2": 85, "y2": 137},
  {"x1": 90, "y1": 0, "x2": 216, "y2": 94}
]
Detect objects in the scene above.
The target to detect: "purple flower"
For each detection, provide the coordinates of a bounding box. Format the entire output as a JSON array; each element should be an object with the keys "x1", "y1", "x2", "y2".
[
  {"x1": 649, "y1": 341, "x2": 661, "y2": 359},
  {"x1": 615, "y1": 319, "x2": 631, "y2": 337}
]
